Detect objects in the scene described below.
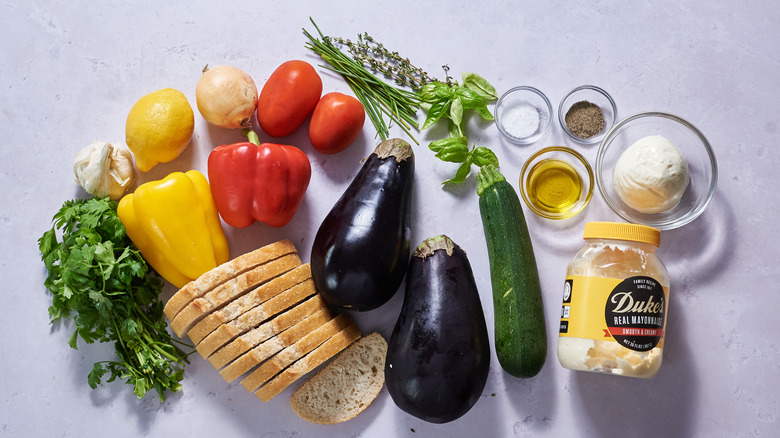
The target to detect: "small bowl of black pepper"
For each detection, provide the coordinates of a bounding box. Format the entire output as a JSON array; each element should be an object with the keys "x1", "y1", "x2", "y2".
[{"x1": 559, "y1": 85, "x2": 617, "y2": 145}]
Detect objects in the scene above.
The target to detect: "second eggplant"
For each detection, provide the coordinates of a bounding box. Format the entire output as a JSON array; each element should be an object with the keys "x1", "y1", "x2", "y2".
[
  {"x1": 385, "y1": 235, "x2": 490, "y2": 424},
  {"x1": 310, "y1": 138, "x2": 414, "y2": 311}
]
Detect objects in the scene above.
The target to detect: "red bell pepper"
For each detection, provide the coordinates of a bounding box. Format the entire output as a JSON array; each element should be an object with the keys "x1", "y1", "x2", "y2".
[{"x1": 208, "y1": 129, "x2": 311, "y2": 228}]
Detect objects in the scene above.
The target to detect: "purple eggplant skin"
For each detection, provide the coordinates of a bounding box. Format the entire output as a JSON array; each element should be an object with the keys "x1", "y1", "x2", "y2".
[
  {"x1": 385, "y1": 235, "x2": 490, "y2": 424},
  {"x1": 310, "y1": 138, "x2": 414, "y2": 311}
]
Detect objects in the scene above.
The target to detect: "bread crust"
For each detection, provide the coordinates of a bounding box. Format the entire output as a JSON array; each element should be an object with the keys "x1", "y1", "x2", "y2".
[
  {"x1": 195, "y1": 278, "x2": 317, "y2": 358},
  {"x1": 162, "y1": 239, "x2": 367, "y2": 408},
  {"x1": 255, "y1": 323, "x2": 361, "y2": 402},
  {"x1": 164, "y1": 239, "x2": 297, "y2": 320},
  {"x1": 213, "y1": 296, "x2": 327, "y2": 378},
  {"x1": 290, "y1": 332, "x2": 388, "y2": 424},
  {"x1": 170, "y1": 253, "x2": 300, "y2": 337},
  {"x1": 241, "y1": 313, "x2": 353, "y2": 392},
  {"x1": 188, "y1": 264, "x2": 313, "y2": 344}
]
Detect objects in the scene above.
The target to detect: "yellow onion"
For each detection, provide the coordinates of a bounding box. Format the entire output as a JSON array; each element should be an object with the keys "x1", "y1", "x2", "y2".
[{"x1": 195, "y1": 65, "x2": 258, "y2": 129}]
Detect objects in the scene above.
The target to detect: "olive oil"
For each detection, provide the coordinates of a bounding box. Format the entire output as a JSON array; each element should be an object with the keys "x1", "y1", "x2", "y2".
[{"x1": 525, "y1": 158, "x2": 582, "y2": 214}]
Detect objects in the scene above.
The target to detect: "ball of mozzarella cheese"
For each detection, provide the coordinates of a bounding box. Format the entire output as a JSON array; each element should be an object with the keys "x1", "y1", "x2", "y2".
[{"x1": 612, "y1": 135, "x2": 690, "y2": 213}]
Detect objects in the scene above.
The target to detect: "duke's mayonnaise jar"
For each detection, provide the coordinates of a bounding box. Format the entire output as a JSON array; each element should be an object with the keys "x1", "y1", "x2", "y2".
[{"x1": 557, "y1": 222, "x2": 670, "y2": 379}]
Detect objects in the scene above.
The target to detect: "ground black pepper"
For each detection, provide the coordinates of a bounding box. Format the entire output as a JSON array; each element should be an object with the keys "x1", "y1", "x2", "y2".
[{"x1": 565, "y1": 101, "x2": 605, "y2": 138}]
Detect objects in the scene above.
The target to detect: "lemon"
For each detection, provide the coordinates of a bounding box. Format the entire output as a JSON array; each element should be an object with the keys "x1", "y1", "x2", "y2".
[{"x1": 125, "y1": 88, "x2": 195, "y2": 172}]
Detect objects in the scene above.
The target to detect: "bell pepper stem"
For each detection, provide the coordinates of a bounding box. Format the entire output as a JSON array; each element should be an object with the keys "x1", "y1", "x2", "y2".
[{"x1": 241, "y1": 128, "x2": 261, "y2": 146}]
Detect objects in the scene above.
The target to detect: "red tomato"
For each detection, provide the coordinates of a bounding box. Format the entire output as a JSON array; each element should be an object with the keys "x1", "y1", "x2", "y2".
[
  {"x1": 309, "y1": 92, "x2": 366, "y2": 154},
  {"x1": 257, "y1": 60, "x2": 322, "y2": 137}
]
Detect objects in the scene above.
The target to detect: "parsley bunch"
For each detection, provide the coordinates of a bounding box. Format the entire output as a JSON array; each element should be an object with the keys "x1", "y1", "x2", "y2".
[{"x1": 38, "y1": 197, "x2": 190, "y2": 401}]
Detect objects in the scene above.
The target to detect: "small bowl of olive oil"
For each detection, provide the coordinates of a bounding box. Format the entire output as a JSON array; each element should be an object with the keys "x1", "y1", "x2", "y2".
[{"x1": 519, "y1": 146, "x2": 594, "y2": 220}]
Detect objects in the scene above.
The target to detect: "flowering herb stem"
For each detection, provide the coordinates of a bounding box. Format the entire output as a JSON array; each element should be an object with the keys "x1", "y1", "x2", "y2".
[{"x1": 304, "y1": 19, "x2": 423, "y2": 144}]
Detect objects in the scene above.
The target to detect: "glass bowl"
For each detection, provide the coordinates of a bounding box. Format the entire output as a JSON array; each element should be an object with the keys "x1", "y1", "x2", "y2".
[
  {"x1": 495, "y1": 86, "x2": 552, "y2": 145},
  {"x1": 596, "y1": 112, "x2": 718, "y2": 230},
  {"x1": 558, "y1": 85, "x2": 617, "y2": 144},
  {"x1": 519, "y1": 146, "x2": 594, "y2": 220}
]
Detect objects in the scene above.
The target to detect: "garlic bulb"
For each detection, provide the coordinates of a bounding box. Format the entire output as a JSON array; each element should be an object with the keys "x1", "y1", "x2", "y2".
[{"x1": 74, "y1": 141, "x2": 135, "y2": 200}]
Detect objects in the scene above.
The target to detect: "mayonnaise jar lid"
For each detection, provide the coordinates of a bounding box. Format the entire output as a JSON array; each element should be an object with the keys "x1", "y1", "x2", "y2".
[{"x1": 583, "y1": 221, "x2": 661, "y2": 247}]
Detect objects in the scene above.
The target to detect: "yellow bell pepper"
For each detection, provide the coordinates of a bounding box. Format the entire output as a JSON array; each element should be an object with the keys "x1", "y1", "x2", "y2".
[{"x1": 118, "y1": 170, "x2": 229, "y2": 288}]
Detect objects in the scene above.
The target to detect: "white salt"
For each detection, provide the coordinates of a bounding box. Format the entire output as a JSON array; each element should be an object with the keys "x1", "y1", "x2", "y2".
[{"x1": 502, "y1": 104, "x2": 540, "y2": 139}]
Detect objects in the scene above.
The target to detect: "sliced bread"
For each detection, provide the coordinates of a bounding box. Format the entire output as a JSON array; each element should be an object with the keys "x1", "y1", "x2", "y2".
[
  {"x1": 290, "y1": 332, "x2": 388, "y2": 424},
  {"x1": 241, "y1": 313, "x2": 354, "y2": 392},
  {"x1": 218, "y1": 305, "x2": 333, "y2": 382},
  {"x1": 164, "y1": 239, "x2": 297, "y2": 320},
  {"x1": 255, "y1": 323, "x2": 361, "y2": 402},
  {"x1": 187, "y1": 264, "x2": 312, "y2": 344},
  {"x1": 170, "y1": 253, "x2": 301, "y2": 337},
  {"x1": 195, "y1": 278, "x2": 317, "y2": 358},
  {"x1": 209, "y1": 294, "x2": 325, "y2": 371}
]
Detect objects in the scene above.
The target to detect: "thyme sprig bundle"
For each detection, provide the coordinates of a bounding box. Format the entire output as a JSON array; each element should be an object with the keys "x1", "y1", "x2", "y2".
[
  {"x1": 327, "y1": 33, "x2": 439, "y2": 93},
  {"x1": 304, "y1": 19, "x2": 423, "y2": 143},
  {"x1": 304, "y1": 18, "x2": 499, "y2": 184}
]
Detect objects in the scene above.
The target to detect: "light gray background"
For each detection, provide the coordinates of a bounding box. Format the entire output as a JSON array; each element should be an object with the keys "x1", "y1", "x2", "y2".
[{"x1": 1, "y1": 1, "x2": 777, "y2": 437}]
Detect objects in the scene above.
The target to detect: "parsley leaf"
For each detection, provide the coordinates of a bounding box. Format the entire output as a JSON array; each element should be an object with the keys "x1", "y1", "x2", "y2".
[{"x1": 38, "y1": 197, "x2": 190, "y2": 401}]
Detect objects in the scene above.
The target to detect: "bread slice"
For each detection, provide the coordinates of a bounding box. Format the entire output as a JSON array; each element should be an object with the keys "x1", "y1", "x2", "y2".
[
  {"x1": 188, "y1": 264, "x2": 312, "y2": 344},
  {"x1": 164, "y1": 239, "x2": 297, "y2": 320},
  {"x1": 290, "y1": 332, "x2": 388, "y2": 424},
  {"x1": 170, "y1": 253, "x2": 301, "y2": 337},
  {"x1": 211, "y1": 294, "x2": 324, "y2": 372},
  {"x1": 241, "y1": 313, "x2": 354, "y2": 392},
  {"x1": 255, "y1": 323, "x2": 361, "y2": 402},
  {"x1": 218, "y1": 304, "x2": 332, "y2": 382},
  {"x1": 195, "y1": 278, "x2": 317, "y2": 358}
]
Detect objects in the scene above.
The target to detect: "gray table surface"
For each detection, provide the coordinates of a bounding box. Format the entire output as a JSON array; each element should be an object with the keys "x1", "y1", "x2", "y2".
[{"x1": 1, "y1": 1, "x2": 777, "y2": 437}]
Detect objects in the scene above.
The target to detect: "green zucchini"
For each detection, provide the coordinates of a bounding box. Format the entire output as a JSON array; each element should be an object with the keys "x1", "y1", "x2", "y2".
[{"x1": 476, "y1": 165, "x2": 546, "y2": 378}]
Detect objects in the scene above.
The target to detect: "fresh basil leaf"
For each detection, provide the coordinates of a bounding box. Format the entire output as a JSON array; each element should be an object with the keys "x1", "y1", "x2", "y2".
[
  {"x1": 421, "y1": 97, "x2": 451, "y2": 130},
  {"x1": 471, "y1": 146, "x2": 500, "y2": 168},
  {"x1": 428, "y1": 136, "x2": 465, "y2": 153},
  {"x1": 462, "y1": 72, "x2": 498, "y2": 101},
  {"x1": 443, "y1": 161, "x2": 473, "y2": 184},
  {"x1": 434, "y1": 138, "x2": 469, "y2": 163},
  {"x1": 433, "y1": 82, "x2": 454, "y2": 98},
  {"x1": 455, "y1": 87, "x2": 486, "y2": 110},
  {"x1": 419, "y1": 83, "x2": 442, "y2": 103},
  {"x1": 473, "y1": 104, "x2": 495, "y2": 121},
  {"x1": 421, "y1": 82, "x2": 438, "y2": 94},
  {"x1": 449, "y1": 97, "x2": 464, "y2": 128},
  {"x1": 419, "y1": 82, "x2": 454, "y2": 102},
  {"x1": 448, "y1": 119, "x2": 462, "y2": 138}
]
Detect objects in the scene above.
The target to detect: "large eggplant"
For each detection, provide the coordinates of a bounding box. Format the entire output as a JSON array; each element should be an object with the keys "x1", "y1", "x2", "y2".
[
  {"x1": 310, "y1": 138, "x2": 414, "y2": 311},
  {"x1": 385, "y1": 235, "x2": 490, "y2": 424}
]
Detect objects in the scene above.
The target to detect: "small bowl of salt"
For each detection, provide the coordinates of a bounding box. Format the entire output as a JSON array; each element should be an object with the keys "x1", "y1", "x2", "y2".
[{"x1": 495, "y1": 86, "x2": 552, "y2": 145}]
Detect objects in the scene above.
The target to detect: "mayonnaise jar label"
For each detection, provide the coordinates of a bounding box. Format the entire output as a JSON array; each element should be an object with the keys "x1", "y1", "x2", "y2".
[{"x1": 559, "y1": 275, "x2": 668, "y2": 351}]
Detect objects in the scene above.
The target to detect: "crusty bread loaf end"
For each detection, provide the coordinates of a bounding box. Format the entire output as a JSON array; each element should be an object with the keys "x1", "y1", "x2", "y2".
[{"x1": 290, "y1": 332, "x2": 388, "y2": 424}]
